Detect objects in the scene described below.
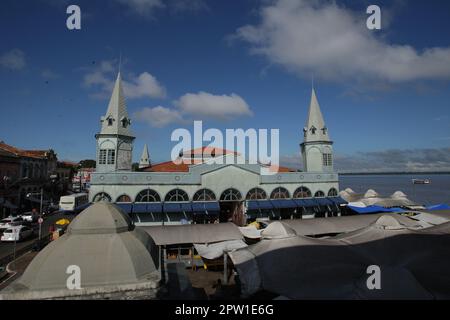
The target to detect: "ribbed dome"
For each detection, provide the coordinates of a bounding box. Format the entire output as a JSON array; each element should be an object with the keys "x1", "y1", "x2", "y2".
[
  {"x1": 7, "y1": 202, "x2": 160, "y2": 293},
  {"x1": 261, "y1": 222, "x2": 297, "y2": 239},
  {"x1": 68, "y1": 202, "x2": 133, "y2": 234}
]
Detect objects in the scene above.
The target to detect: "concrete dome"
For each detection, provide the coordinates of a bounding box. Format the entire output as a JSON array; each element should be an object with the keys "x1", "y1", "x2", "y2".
[
  {"x1": 68, "y1": 202, "x2": 133, "y2": 234},
  {"x1": 8, "y1": 203, "x2": 160, "y2": 293}
]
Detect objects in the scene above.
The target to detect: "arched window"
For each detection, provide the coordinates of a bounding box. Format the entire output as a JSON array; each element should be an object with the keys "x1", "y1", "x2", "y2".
[
  {"x1": 246, "y1": 188, "x2": 267, "y2": 200},
  {"x1": 220, "y1": 188, "x2": 242, "y2": 201},
  {"x1": 93, "y1": 192, "x2": 112, "y2": 202},
  {"x1": 116, "y1": 194, "x2": 132, "y2": 203},
  {"x1": 136, "y1": 189, "x2": 161, "y2": 202},
  {"x1": 328, "y1": 188, "x2": 338, "y2": 197},
  {"x1": 165, "y1": 189, "x2": 189, "y2": 202},
  {"x1": 293, "y1": 186, "x2": 312, "y2": 198},
  {"x1": 270, "y1": 187, "x2": 290, "y2": 199},
  {"x1": 193, "y1": 189, "x2": 216, "y2": 201},
  {"x1": 314, "y1": 190, "x2": 325, "y2": 198}
]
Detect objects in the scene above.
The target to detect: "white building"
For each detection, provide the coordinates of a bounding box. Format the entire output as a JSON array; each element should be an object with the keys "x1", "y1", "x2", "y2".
[{"x1": 89, "y1": 73, "x2": 342, "y2": 225}]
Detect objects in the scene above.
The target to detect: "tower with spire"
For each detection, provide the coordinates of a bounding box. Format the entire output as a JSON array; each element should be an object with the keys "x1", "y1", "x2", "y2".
[
  {"x1": 95, "y1": 72, "x2": 135, "y2": 172},
  {"x1": 300, "y1": 88, "x2": 334, "y2": 172},
  {"x1": 139, "y1": 144, "x2": 150, "y2": 169}
]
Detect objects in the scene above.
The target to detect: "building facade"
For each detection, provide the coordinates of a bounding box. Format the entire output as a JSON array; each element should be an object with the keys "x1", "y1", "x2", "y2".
[
  {"x1": 0, "y1": 141, "x2": 58, "y2": 215},
  {"x1": 90, "y1": 73, "x2": 340, "y2": 225}
]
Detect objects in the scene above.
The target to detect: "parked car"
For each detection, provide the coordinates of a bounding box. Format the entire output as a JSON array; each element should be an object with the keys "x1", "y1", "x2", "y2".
[
  {"x1": 19, "y1": 212, "x2": 38, "y2": 223},
  {"x1": 0, "y1": 216, "x2": 24, "y2": 234},
  {"x1": 1, "y1": 225, "x2": 34, "y2": 242}
]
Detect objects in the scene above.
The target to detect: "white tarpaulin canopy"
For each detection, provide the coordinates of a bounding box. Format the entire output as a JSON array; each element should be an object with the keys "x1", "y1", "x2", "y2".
[
  {"x1": 194, "y1": 240, "x2": 247, "y2": 260},
  {"x1": 229, "y1": 217, "x2": 450, "y2": 299}
]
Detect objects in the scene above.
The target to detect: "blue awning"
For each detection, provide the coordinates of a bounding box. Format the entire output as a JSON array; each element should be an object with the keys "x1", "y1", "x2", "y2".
[
  {"x1": 116, "y1": 203, "x2": 132, "y2": 214},
  {"x1": 258, "y1": 200, "x2": 274, "y2": 210},
  {"x1": 179, "y1": 202, "x2": 193, "y2": 212},
  {"x1": 295, "y1": 198, "x2": 320, "y2": 207},
  {"x1": 132, "y1": 203, "x2": 148, "y2": 214},
  {"x1": 270, "y1": 199, "x2": 297, "y2": 209},
  {"x1": 247, "y1": 201, "x2": 260, "y2": 210},
  {"x1": 147, "y1": 202, "x2": 163, "y2": 213},
  {"x1": 204, "y1": 202, "x2": 220, "y2": 212},
  {"x1": 192, "y1": 202, "x2": 206, "y2": 212},
  {"x1": 164, "y1": 202, "x2": 181, "y2": 213},
  {"x1": 328, "y1": 196, "x2": 348, "y2": 205},
  {"x1": 315, "y1": 198, "x2": 334, "y2": 206}
]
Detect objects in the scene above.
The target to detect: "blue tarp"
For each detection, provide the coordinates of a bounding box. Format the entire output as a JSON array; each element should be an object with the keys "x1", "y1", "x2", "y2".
[
  {"x1": 426, "y1": 204, "x2": 450, "y2": 211},
  {"x1": 348, "y1": 205, "x2": 404, "y2": 214}
]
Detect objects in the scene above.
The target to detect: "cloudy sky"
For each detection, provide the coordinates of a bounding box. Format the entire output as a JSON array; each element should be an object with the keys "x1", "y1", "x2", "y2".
[{"x1": 0, "y1": 0, "x2": 449, "y2": 172}]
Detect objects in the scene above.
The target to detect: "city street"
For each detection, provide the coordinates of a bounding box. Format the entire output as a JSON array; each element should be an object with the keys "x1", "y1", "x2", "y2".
[{"x1": 0, "y1": 211, "x2": 74, "y2": 261}]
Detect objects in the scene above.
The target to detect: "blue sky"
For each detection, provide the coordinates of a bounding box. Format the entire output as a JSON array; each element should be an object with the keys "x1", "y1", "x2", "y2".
[{"x1": 0, "y1": 0, "x2": 449, "y2": 172}]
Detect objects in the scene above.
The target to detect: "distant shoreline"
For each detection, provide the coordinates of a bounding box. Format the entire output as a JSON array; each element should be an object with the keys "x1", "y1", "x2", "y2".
[{"x1": 339, "y1": 172, "x2": 450, "y2": 176}]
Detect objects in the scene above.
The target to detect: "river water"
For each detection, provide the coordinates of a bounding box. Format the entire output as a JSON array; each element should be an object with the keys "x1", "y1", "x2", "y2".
[{"x1": 339, "y1": 174, "x2": 450, "y2": 206}]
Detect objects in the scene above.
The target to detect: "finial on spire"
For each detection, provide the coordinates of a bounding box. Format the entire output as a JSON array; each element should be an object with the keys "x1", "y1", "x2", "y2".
[
  {"x1": 311, "y1": 73, "x2": 315, "y2": 91},
  {"x1": 118, "y1": 52, "x2": 122, "y2": 74}
]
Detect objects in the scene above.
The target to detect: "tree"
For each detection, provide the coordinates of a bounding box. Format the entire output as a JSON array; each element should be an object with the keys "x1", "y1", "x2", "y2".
[{"x1": 78, "y1": 159, "x2": 96, "y2": 168}]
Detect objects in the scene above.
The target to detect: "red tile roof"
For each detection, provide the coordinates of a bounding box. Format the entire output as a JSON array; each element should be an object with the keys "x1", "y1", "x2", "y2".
[
  {"x1": 0, "y1": 141, "x2": 51, "y2": 159},
  {"x1": 142, "y1": 148, "x2": 296, "y2": 173}
]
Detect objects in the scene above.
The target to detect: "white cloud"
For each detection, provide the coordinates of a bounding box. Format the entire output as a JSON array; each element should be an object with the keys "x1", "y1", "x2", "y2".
[
  {"x1": 234, "y1": 0, "x2": 450, "y2": 83},
  {"x1": 83, "y1": 60, "x2": 166, "y2": 99},
  {"x1": 133, "y1": 106, "x2": 184, "y2": 127},
  {"x1": 123, "y1": 72, "x2": 166, "y2": 99},
  {"x1": 0, "y1": 49, "x2": 26, "y2": 70},
  {"x1": 175, "y1": 91, "x2": 253, "y2": 120},
  {"x1": 133, "y1": 91, "x2": 253, "y2": 127}
]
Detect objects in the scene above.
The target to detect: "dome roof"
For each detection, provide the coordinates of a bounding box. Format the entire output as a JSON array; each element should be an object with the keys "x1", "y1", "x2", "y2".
[
  {"x1": 9, "y1": 203, "x2": 160, "y2": 293},
  {"x1": 68, "y1": 202, "x2": 133, "y2": 234},
  {"x1": 261, "y1": 222, "x2": 297, "y2": 239}
]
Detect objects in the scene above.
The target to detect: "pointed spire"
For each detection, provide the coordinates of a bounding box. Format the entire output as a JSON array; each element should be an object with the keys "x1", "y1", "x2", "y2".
[
  {"x1": 303, "y1": 88, "x2": 330, "y2": 143},
  {"x1": 139, "y1": 144, "x2": 150, "y2": 169},
  {"x1": 100, "y1": 73, "x2": 134, "y2": 137}
]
